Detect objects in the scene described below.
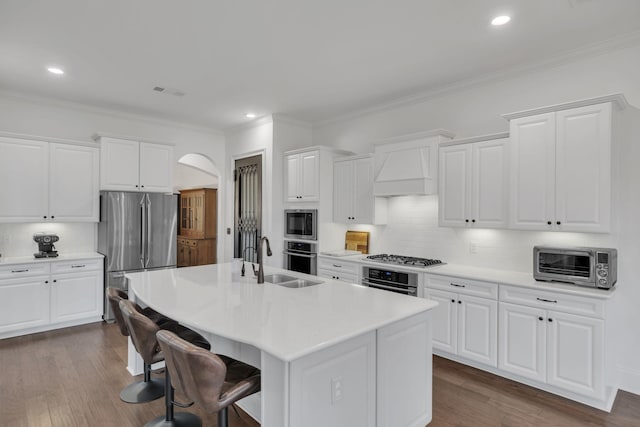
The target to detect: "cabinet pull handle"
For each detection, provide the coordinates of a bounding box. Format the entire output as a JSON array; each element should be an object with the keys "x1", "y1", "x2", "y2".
[
  {"x1": 332, "y1": 264, "x2": 342, "y2": 268},
  {"x1": 450, "y1": 283, "x2": 466, "y2": 288},
  {"x1": 11, "y1": 269, "x2": 29, "y2": 273},
  {"x1": 71, "y1": 265, "x2": 85, "y2": 268},
  {"x1": 556, "y1": 221, "x2": 561, "y2": 225},
  {"x1": 547, "y1": 221, "x2": 552, "y2": 225},
  {"x1": 536, "y1": 297, "x2": 557, "y2": 303}
]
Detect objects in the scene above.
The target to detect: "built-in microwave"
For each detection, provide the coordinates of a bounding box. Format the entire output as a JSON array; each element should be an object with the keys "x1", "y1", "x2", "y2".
[
  {"x1": 284, "y1": 209, "x2": 317, "y2": 241},
  {"x1": 533, "y1": 246, "x2": 617, "y2": 289}
]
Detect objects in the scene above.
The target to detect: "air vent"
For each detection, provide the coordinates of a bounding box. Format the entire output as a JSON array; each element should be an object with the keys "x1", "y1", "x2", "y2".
[{"x1": 152, "y1": 86, "x2": 185, "y2": 97}]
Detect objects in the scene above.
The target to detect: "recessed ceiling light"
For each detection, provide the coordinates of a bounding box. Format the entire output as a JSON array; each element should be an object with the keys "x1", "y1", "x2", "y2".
[
  {"x1": 47, "y1": 67, "x2": 64, "y2": 75},
  {"x1": 491, "y1": 15, "x2": 511, "y2": 26},
  {"x1": 245, "y1": 113, "x2": 257, "y2": 119}
]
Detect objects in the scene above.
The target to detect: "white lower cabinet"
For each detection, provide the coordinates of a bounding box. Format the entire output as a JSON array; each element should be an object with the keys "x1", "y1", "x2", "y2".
[
  {"x1": 499, "y1": 301, "x2": 604, "y2": 399},
  {"x1": 424, "y1": 274, "x2": 498, "y2": 367},
  {"x1": 425, "y1": 272, "x2": 611, "y2": 409},
  {"x1": 0, "y1": 257, "x2": 103, "y2": 339},
  {"x1": 317, "y1": 257, "x2": 360, "y2": 284},
  {"x1": 0, "y1": 275, "x2": 50, "y2": 334}
]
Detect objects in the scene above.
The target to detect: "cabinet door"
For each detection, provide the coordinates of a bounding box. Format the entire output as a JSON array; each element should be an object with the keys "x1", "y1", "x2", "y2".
[
  {"x1": 438, "y1": 144, "x2": 471, "y2": 227},
  {"x1": 140, "y1": 142, "x2": 174, "y2": 192},
  {"x1": 285, "y1": 154, "x2": 300, "y2": 202},
  {"x1": 352, "y1": 158, "x2": 374, "y2": 224},
  {"x1": 0, "y1": 276, "x2": 50, "y2": 334},
  {"x1": 471, "y1": 139, "x2": 508, "y2": 228},
  {"x1": 509, "y1": 113, "x2": 556, "y2": 230},
  {"x1": 547, "y1": 311, "x2": 604, "y2": 399},
  {"x1": 424, "y1": 288, "x2": 457, "y2": 354},
  {"x1": 555, "y1": 103, "x2": 611, "y2": 233},
  {"x1": 300, "y1": 151, "x2": 319, "y2": 201},
  {"x1": 458, "y1": 295, "x2": 497, "y2": 367},
  {"x1": 498, "y1": 302, "x2": 546, "y2": 382},
  {"x1": 50, "y1": 271, "x2": 102, "y2": 323},
  {"x1": 100, "y1": 137, "x2": 140, "y2": 191},
  {"x1": 49, "y1": 143, "x2": 99, "y2": 222},
  {"x1": 333, "y1": 160, "x2": 353, "y2": 223},
  {"x1": 0, "y1": 137, "x2": 49, "y2": 222}
]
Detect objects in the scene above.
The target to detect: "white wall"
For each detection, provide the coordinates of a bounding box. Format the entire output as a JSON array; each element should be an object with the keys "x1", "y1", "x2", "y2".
[
  {"x1": 0, "y1": 92, "x2": 225, "y2": 257},
  {"x1": 313, "y1": 43, "x2": 640, "y2": 394}
]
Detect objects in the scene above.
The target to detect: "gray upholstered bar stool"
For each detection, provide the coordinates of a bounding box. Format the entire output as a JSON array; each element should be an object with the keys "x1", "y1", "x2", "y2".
[
  {"x1": 119, "y1": 299, "x2": 211, "y2": 427},
  {"x1": 157, "y1": 329, "x2": 261, "y2": 427},
  {"x1": 107, "y1": 287, "x2": 176, "y2": 403}
]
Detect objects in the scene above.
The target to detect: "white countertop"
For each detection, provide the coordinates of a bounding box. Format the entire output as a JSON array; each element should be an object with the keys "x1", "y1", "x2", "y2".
[
  {"x1": 425, "y1": 263, "x2": 616, "y2": 299},
  {"x1": 0, "y1": 252, "x2": 104, "y2": 265},
  {"x1": 126, "y1": 263, "x2": 438, "y2": 362}
]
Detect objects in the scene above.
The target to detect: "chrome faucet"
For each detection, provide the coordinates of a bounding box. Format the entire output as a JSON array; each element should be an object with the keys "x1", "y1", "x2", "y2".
[{"x1": 256, "y1": 236, "x2": 272, "y2": 284}]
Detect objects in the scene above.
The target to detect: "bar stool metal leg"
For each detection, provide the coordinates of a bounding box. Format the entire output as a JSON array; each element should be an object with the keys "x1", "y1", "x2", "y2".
[
  {"x1": 119, "y1": 362, "x2": 164, "y2": 403},
  {"x1": 144, "y1": 368, "x2": 201, "y2": 427}
]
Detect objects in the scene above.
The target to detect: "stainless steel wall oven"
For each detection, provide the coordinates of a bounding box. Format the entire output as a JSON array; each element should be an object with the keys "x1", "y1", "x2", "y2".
[{"x1": 283, "y1": 241, "x2": 317, "y2": 275}]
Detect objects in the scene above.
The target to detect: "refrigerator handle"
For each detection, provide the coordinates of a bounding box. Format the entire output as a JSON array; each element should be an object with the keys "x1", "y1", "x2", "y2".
[
  {"x1": 140, "y1": 197, "x2": 146, "y2": 268},
  {"x1": 145, "y1": 194, "x2": 151, "y2": 267}
]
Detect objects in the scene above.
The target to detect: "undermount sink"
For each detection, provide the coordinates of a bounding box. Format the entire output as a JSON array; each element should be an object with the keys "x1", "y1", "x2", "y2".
[
  {"x1": 264, "y1": 274, "x2": 298, "y2": 284},
  {"x1": 264, "y1": 274, "x2": 323, "y2": 288}
]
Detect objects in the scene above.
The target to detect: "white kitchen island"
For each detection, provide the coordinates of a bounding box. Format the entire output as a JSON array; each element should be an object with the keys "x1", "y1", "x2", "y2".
[{"x1": 126, "y1": 263, "x2": 438, "y2": 427}]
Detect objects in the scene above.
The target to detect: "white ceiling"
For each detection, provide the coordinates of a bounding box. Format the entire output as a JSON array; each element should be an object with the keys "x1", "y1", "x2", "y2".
[{"x1": 1, "y1": 0, "x2": 639, "y2": 130}]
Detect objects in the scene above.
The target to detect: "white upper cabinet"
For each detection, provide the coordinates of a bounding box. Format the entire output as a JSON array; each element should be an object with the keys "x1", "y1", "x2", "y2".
[
  {"x1": 284, "y1": 149, "x2": 319, "y2": 202},
  {"x1": 505, "y1": 97, "x2": 620, "y2": 233},
  {"x1": 0, "y1": 136, "x2": 99, "y2": 223},
  {"x1": 0, "y1": 137, "x2": 49, "y2": 222},
  {"x1": 99, "y1": 136, "x2": 174, "y2": 193},
  {"x1": 439, "y1": 135, "x2": 508, "y2": 228},
  {"x1": 49, "y1": 143, "x2": 99, "y2": 222},
  {"x1": 333, "y1": 155, "x2": 386, "y2": 224}
]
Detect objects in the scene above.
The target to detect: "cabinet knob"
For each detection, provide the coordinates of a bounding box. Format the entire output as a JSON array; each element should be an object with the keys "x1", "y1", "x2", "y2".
[
  {"x1": 458, "y1": 300, "x2": 462, "y2": 304},
  {"x1": 538, "y1": 316, "x2": 543, "y2": 321},
  {"x1": 471, "y1": 219, "x2": 475, "y2": 223},
  {"x1": 51, "y1": 216, "x2": 55, "y2": 219},
  {"x1": 43, "y1": 216, "x2": 47, "y2": 219},
  {"x1": 556, "y1": 221, "x2": 561, "y2": 225},
  {"x1": 548, "y1": 318, "x2": 553, "y2": 322},
  {"x1": 547, "y1": 221, "x2": 552, "y2": 225},
  {"x1": 141, "y1": 185, "x2": 145, "y2": 188},
  {"x1": 465, "y1": 219, "x2": 469, "y2": 223},
  {"x1": 45, "y1": 280, "x2": 49, "y2": 284},
  {"x1": 135, "y1": 185, "x2": 139, "y2": 188},
  {"x1": 53, "y1": 280, "x2": 57, "y2": 283},
  {"x1": 451, "y1": 299, "x2": 455, "y2": 303}
]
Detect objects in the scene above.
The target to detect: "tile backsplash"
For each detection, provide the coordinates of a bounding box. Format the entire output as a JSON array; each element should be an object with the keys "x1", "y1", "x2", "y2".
[
  {"x1": 347, "y1": 195, "x2": 614, "y2": 273},
  {"x1": 0, "y1": 223, "x2": 96, "y2": 258}
]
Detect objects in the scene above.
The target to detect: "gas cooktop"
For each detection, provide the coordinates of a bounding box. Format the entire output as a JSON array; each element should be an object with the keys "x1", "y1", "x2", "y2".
[{"x1": 365, "y1": 254, "x2": 445, "y2": 269}]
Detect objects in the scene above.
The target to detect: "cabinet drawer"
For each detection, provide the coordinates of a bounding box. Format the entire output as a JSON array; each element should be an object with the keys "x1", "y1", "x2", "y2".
[
  {"x1": 425, "y1": 274, "x2": 498, "y2": 300},
  {"x1": 319, "y1": 268, "x2": 358, "y2": 283},
  {"x1": 51, "y1": 259, "x2": 102, "y2": 275},
  {"x1": 318, "y1": 259, "x2": 359, "y2": 275},
  {"x1": 0, "y1": 263, "x2": 50, "y2": 279},
  {"x1": 500, "y1": 285, "x2": 604, "y2": 319}
]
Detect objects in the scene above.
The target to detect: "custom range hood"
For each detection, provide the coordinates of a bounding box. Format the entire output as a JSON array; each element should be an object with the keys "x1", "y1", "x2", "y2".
[{"x1": 373, "y1": 129, "x2": 455, "y2": 196}]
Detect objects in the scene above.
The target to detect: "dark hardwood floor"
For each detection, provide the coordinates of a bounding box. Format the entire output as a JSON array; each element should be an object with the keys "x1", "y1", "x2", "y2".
[{"x1": 1, "y1": 322, "x2": 639, "y2": 426}]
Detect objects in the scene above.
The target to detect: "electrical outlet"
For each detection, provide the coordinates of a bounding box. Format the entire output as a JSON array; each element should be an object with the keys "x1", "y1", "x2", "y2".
[
  {"x1": 331, "y1": 377, "x2": 343, "y2": 404},
  {"x1": 469, "y1": 241, "x2": 478, "y2": 254}
]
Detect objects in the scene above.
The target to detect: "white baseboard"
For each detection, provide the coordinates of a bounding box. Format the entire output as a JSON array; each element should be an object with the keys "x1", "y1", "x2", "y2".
[{"x1": 617, "y1": 365, "x2": 640, "y2": 396}]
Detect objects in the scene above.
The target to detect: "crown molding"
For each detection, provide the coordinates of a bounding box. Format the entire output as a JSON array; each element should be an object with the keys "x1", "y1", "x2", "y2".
[
  {"x1": 315, "y1": 29, "x2": 640, "y2": 128},
  {"x1": 0, "y1": 130, "x2": 97, "y2": 147},
  {"x1": 373, "y1": 129, "x2": 456, "y2": 146},
  {"x1": 0, "y1": 88, "x2": 224, "y2": 136},
  {"x1": 440, "y1": 132, "x2": 510, "y2": 148},
  {"x1": 502, "y1": 93, "x2": 628, "y2": 120}
]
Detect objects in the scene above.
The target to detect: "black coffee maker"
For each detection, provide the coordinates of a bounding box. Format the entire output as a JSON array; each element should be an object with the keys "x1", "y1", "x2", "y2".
[{"x1": 33, "y1": 233, "x2": 59, "y2": 258}]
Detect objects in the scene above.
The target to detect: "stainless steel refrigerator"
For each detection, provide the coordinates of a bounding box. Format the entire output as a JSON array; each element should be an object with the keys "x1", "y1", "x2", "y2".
[{"x1": 98, "y1": 191, "x2": 177, "y2": 321}]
